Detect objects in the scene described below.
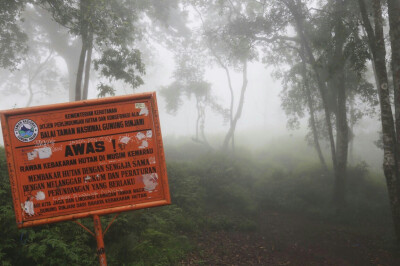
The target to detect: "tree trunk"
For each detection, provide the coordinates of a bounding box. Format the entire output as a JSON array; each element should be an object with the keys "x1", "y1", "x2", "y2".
[
  {"x1": 222, "y1": 61, "x2": 248, "y2": 151},
  {"x1": 387, "y1": 0, "x2": 400, "y2": 240},
  {"x1": 221, "y1": 64, "x2": 235, "y2": 150},
  {"x1": 358, "y1": 0, "x2": 400, "y2": 240},
  {"x1": 388, "y1": 0, "x2": 400, "y2": 171},
  {"x1": 285, "y1": 0, "x2": 337, "y2": 171},
  {"x1": 33, "y1": 8, "x2": 81, "y2": 101},
  {"x1": 193, "y1": 97, "x2": 212, "y2": 149},
  {"x1": 75, "y1": 0, "x2": 90, "y2": 101},
  {"x1": 334, "y1": 74, "x2": 348, "y2": 209},
  {"x1": 300, "y1": 48, "x2": 328, "y2": 171},
  {"x1": 25, "y1": 52, "x2": 53, "y2": 107},
  {"x1": 75, "y1": 43, "x2": 86, "y2": 101},
  {"x1": 210, "y1": 48, "x2": 235, "y2": 150},
  {"x1": 287, "y1": 0, "x2": 350, "y2": 210},
  {"x1": 332, "y1": 1, "x2": 348, "y2": 210},
  {"x1": 348, "y1": 100, "x2": 355, "y2": 164},
  {"x1": 195, "y1": 6, "x2": 238, "y2": 151},
  {"x1": 26, "y1": 73, "x2": 33, "y2": 107},
  {"x1": 82, "y1": 31, "x2": 93, "y2": 100}
]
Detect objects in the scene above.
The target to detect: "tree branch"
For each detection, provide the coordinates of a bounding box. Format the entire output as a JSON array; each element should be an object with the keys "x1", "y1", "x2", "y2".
[{"x1": 254, "y1": 35, "x2": 300, "y2": 43}]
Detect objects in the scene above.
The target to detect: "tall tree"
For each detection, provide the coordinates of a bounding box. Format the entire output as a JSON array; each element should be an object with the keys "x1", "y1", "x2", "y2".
[
  {"x1": 0, "y1": 0, "x2": 148, "y2": 102},
  {"x1": 0, "y1": 4, "x2": 67, "y2": 107},
  {"x1": 161, "y1": 1, "x2": 255, "y2": 152},
  {"x1": 358, "y1": 0, "x2": 400, "y2": 240},
  {"x1": 39, "y1": 0, "x2": 146, "y2": 101},
  {"x1": 279, "y1": 44, "x2": 329, "y2": 171},
  {"x1": 161, "y1": 40, "x2": 227, "y2": 149},
  {"x1": 387, "y1": 0, "x2": 400, "y2": 165},
  {"x1": 251, "y1": 0, "x2": 374, "y2": 209},
  {"x1": 20, "y1": 5, "x2": 81, "y2": 101},
  {"x1": 286, "y1": 0, "x2": 376, "y2": 209},
  {"x1": 193, "y1": 1, "x2": 256, "y2": 152},
  {"x1": 160, "y1": 16, "x2": 231, "y2": 149}
]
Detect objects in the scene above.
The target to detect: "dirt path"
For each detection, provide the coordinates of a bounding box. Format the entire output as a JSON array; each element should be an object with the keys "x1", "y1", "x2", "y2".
[{"x1": 182, "y1": 211, "x2": 400, "y2": 265}]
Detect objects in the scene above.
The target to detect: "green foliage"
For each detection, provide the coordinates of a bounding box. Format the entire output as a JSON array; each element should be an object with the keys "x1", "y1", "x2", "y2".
[
  {"x1": 344, "y1": 162, "x2": 391, "y2": 223},
  {"x1": 99, "y1": 161, "x2": 206, "y2": 265},
  {"x1": 253, "y1": 158, "x2": 391, "y2": 224},
  {"x1": 195, "y1": 152, "x2": 258, "y2": 216},
  {"x1": 160, "y1": 37, "x2": 227, "y2": 120},
  {"x1": 0, "y1": 144, "x2": 393, "y2": 264},
  {"x1": 0, "y1": 0, "x2": 28, "y2": 69},
  {"x1": 97, "y1": 83, "x2": 116, "y2": 98},
  {"x1": 130, "y1": 228, "x2": 191, "y2": 266},
  {"x1": 0, "y1": 147, "x2": 96, "y2": 265},
  {"x1": 40, "y1": 0, "x2": 146, "y2": 95},
  {"x1": 94, "y1": 47, "x2": 145, "y2": 89},
  {"x1": 101, "y1": 206, "x2": 195, "y2": 265},
  {"x1": 159, "y1": 83, "x2": 182, "y2": 115},
  {"x1": 22, "y1": 224, "x2": 96, "y2": 265},
  {"x1": 0, "y1": 148, "x2": 20, "y2": 265},
  {"x1": 206, "y1": 215, "x2": 235, "y2": 231},
  {"x1": 253, "y1": 163, "x2": 333, "y2": 214},
  {"x1": 167, "y1": 162, "x2": 205, "y2": 217}
]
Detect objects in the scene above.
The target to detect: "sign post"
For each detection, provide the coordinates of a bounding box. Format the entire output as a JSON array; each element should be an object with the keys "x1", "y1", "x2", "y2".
[
  {"x1": 0, "y1": 92, "x2": 170, "y2": 263},
  {"x1": 93, "y1": 215, "x2": 106, "y2": 266}
]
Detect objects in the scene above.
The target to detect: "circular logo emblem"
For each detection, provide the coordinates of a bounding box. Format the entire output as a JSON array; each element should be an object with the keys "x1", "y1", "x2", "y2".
[{"x1": 14, "y1": 119, "x2": 39, "y2": 142}]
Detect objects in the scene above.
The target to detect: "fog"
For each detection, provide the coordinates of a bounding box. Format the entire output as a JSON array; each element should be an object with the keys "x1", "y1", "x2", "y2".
[
  {"x1": 0, "y1": 35, "x2": 382, "y2": 168},
  {"x1": 0, "y1": 27, "x2": 288, "y2": 144},
  {"x1": 0, "y1": 1, "x2": 398, "y2": 265}
]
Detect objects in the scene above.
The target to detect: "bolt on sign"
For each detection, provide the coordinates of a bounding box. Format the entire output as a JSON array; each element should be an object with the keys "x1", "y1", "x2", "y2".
[{"x1": 0, "y1": 92, "x2": 170, "y2": 228}]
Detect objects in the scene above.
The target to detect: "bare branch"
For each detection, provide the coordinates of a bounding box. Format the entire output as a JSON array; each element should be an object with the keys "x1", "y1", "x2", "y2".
[{"x1": 254, "y1": 35, "x2": 300, "y2": 43}]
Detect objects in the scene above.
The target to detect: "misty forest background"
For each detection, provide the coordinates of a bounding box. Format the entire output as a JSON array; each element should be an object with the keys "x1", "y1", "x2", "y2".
[{"x1": 1, "y1": 0, "x2": 400, "y2": 265}]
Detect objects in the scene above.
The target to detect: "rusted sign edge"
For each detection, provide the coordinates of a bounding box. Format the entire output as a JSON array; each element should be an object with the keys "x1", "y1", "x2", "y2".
[
  {"x1": 0, "y1": 92, "x2": 154, "y2": 116},
  {"x1": 18, "y1": 199, "x2": 170, "y2": 228},
  {"x1": 150, "y1": 92, "x2": 171, "y2": 205},
  {"x1": 0, "y1": 112, "x2": 23, "y2": 225}
]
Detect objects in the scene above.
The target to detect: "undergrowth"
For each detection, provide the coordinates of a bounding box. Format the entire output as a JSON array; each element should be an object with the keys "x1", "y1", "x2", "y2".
[{"x1": 0, "y1": 145, "x2": 392, "y2": 265}]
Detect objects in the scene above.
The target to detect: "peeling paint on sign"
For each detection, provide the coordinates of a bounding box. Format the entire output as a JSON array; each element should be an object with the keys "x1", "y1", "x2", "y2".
[
  {"x1": 139, "y1": 140, "x2": 148, "y2": 149},
  {"x1": 149, "y1": 156, "x2": 156, "y2": 164},
  {"x1": 27, "y1": 150, "x2": 38, "y2": 160},
  {"x1": 23, "y1": 200, "x2": 34, "y2": 216},
  {"x1": 36, "y1": 147, "x2": 52, "y2": 159},
  {"x1": 139, "y1": 106, "x2": 149, "y2": 116},
  {"x1": 27, "y1": 146, "x2": 52, "y2": 160},
  {"x1": 1, "y1": 92, "x2": 170, "y2": 227},
  {"x1": 135, "y1": 103, "x2": 145, "y2": 109},
  {"x1": 143, "y1": 173, "x2": 158, "y2": 192},
  {"x1": 36, "y1": 191, "x2": 45, "y2": 201}
]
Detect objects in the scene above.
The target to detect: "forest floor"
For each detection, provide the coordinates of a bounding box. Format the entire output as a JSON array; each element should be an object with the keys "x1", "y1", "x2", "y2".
[{"x1": 181, "y1": 210, "x2": 400, "y2": 265}]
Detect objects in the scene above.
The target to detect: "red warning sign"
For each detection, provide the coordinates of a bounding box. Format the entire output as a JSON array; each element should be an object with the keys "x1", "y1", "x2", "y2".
[{"x1": 0, "y1": 92, "x2": 170, "y2": 228}]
